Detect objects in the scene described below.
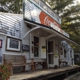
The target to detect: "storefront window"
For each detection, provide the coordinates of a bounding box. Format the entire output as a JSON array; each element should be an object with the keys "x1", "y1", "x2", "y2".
[
  {"x1": 34, "y1": 36, "x2": 39, "y2": 57},
  {"x1": 48, "y1": 41, "x2": 53, "y2": 52}
]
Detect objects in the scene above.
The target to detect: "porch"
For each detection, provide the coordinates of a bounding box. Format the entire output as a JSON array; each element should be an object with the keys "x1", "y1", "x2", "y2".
[
  {"x1": 22, "y1": 21, "x2": 78, "y2": 68},
  {"x1": 10, "y1": 66, "x2": 80, "y2": 80}
]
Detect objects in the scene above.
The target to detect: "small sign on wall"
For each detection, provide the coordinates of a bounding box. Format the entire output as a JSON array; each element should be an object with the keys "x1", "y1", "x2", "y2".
[
  {"x1": 54, "y1": 54, "x2": 58, "y2": 58},
  {"x1": 0, "y1": 40, "x2": 2, "y2": 48},
  {"x1": 22, "y1": 44, "x2": 30, "y2": 52},
  {"x1": 42, "y1": 46, "x2": 46, "y2": 53}
]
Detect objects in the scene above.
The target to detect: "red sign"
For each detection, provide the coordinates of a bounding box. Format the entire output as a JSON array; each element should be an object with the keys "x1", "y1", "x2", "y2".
[
  {"x1": 39, "y1": 11, "x2": 61, "y2": 28},
  {"x1": 0, "y1": 40, "x2": 2, "y2": 48}
]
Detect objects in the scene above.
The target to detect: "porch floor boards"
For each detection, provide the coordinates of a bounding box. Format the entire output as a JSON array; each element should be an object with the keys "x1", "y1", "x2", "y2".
[{"x1": 10, "y1": 66, "x2": 80, "y2": 80}]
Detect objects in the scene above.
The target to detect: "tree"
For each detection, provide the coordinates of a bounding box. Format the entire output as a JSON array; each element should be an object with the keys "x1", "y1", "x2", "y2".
[
  {"x1": 44, "y1": 0, "x2": 80, "y2": 53},
  {"x1": 0, "y1": 0, "x2": 22, "y2": 13}
]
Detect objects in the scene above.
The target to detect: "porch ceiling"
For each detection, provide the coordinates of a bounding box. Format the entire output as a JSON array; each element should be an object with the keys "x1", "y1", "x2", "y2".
[
  {"x1": 48, "y1": 35, "x2": 80, "y2": 46},
  {"x1": 40, "y1": 26, "x2": 80, "y2": 46},
  {"x1": 31, "y1": 28, "x2": 51, "y2": 37}
]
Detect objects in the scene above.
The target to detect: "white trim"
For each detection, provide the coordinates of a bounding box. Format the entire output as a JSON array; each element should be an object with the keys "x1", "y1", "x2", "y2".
[
  {"x1": 47, "y1": 40, "x2": 55, "y2": 68},
  {"x1": 0, "y1": 32, "x2": 7, "y2": 36},
  {"x1": 23, "y1": 26, "x2": 41, "y2": 39}
]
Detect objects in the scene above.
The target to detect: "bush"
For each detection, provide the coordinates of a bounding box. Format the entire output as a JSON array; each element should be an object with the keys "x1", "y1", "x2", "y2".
[{"x1": 0, "y1": 64, "x2": 12, "y2": 80}]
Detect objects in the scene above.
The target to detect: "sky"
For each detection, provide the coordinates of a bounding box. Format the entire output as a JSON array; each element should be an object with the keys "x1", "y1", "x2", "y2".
[
  {"x1": 76, "y1": 0, "x2": 80, "y2": 3},
  {"x1": 74, "y1": 0, "x2": 80, "y2": 4}
]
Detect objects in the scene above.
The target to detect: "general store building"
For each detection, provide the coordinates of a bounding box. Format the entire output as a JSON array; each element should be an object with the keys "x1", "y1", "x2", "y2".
[{"x1": 0, "y1": 0, "x2": 77, "y2": 73}]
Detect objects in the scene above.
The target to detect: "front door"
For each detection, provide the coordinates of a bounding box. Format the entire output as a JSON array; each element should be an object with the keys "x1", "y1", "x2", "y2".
[{"x1": 47, "y1": 40, "x2": 54, "y2": 68}]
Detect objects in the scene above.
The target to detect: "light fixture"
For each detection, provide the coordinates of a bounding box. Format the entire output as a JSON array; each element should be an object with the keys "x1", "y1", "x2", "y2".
[{"x1": 32, "y1": 41, "x2": 34, "y2": 44}]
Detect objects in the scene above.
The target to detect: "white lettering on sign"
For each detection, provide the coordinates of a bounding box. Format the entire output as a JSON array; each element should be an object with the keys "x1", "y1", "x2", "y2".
[
  {"x1": 44, "y1": 16, "x2": 69, "y2": 37},
  {"x1": 44, "y1": 16, "x2": 51, "y2": 26}
]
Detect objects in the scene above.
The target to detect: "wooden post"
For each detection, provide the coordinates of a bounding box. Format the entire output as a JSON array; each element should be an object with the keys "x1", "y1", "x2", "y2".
[
  {"x1": 23, "y1": 56, "x2": 26, "y2": 72},
  {"x1": 10, "y1": 60, "x2": 13, "y2": 75},
  {"x1": 31, "y1": 59, "x2": 35, "y2": 71}
]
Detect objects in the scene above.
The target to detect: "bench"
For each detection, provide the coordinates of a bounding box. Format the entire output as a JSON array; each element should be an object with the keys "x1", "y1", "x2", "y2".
[{"x1": 3, "y1": 55, "x2": 34, "y2": 74}]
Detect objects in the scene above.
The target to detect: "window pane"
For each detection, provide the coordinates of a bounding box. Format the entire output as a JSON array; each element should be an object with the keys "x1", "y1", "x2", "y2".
[
  {"x1": 48, "y1": 54, "x2": 53, "y2": 64},
  {"x1": 9, "y1": 39, "x2": 19, "y2": 49},
  {"x1": 34, "y1": 36, "x2": 39, "y2": 57},
  {"x1": 48, "y1": 41, "x2": 53, "y2": 52},
  {"x1": 34, "y1": 36, "x2": 39, "y2": 46}
]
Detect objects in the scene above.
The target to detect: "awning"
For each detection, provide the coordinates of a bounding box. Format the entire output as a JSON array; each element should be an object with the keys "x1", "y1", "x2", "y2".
[
  {"x1": 24, "y1": 20, "x2": 80, "y2": 46},
  {"x1": 41, "y1": 26, "x2": 80, "y2": 46}
]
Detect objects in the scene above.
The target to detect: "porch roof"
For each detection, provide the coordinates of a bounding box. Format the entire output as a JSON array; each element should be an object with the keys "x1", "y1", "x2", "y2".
[{"x1": 24, "y1": 20, "x2": 80, "y2": 46}]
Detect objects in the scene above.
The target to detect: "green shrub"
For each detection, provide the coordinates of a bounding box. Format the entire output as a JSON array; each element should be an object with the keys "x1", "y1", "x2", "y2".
[{"x1": 0, "y1": 64, "x2": 12, "y2": 80}]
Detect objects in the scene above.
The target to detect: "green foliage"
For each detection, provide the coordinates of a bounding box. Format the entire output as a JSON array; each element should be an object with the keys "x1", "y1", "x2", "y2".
[
  {"x1": 0, "y1": 64, "x2": 11, "y2": 80},
  {"x1": 0, "y1": 0, "x2": 22, "y2": 13}
]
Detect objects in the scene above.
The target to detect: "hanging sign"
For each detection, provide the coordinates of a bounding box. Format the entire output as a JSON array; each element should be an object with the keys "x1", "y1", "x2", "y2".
[{"x1": 22, "y1": 44, "x2": 30, "y2": 52}]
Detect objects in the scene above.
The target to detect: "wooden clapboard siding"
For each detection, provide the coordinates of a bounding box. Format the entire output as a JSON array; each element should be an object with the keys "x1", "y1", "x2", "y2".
[
  {"x1": 0, "y1": 13, "x2": 31, "y2": 67},
  {"x1": 0, "y1": 12, "x2": 22, "y2": 39}
]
